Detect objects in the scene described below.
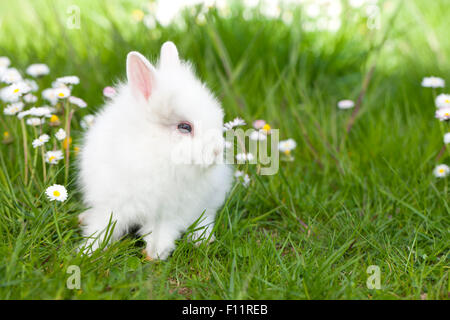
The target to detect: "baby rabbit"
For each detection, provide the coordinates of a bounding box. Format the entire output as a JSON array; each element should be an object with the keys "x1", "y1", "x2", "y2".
[{"x1": 78, "y1": 42, "x2": 233, "y2": 260}]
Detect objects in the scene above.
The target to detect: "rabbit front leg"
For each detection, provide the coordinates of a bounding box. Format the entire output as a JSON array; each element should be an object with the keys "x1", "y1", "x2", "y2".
[{"x1": 142, "y1": 222, "x2": 181, "y2": 260}]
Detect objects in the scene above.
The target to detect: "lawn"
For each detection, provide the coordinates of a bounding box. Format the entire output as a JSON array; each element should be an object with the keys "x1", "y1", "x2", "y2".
[{"x1": 0, "y1": 0, "x2": 448, "y2": 300}]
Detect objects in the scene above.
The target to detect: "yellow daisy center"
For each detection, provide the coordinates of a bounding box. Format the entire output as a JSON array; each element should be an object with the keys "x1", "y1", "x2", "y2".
[
  {"x1": 53, "y1": 190, "x2": 60, "y2": 197},
  {"x1": 445, "y1": 99, "x2": 450, "y2": 103},
  {"x1": 439, "y1": 169, "x2": 445, "y2": 173},
  {"x1": 63, "y1": 137, "x2": 72, "y2": 149},
  {"x1": 13, "y1": 88, "x2": 19, "y2": 93},
  {"x1": 284, "y1": 150, "x2": 291, "y2": 155},
  {"x1": 49, "y1": 156, "x2": 56, "y2": 162},
  {"x1": 58, "y1": 92, "x2": 65, "y2": 97},
  {"x1": 50, "y1": 115, "x2": 59, "y2": 123},
  {"x1": 262, "y1": 124, "x2": 271, "y2": 132},
  {"x1": 445, "y1": 113, "x2": 450, "y2": 117}
]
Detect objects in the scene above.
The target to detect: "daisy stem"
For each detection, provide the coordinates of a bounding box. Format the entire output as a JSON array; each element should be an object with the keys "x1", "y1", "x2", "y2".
[
  {"x1": 29, "y1": 147, "x2": 39, "y2": 188},
  {"x1": 20, "y1": 118, "x2": 29, "y2": 185},
  {"x1": 64, "y1": 102, "x2": 74, "y2": 185},
  {"x1": 53, "y1": 203, "x2": 63, "y2": 243},
  {"x1": 41, "y1": 144, "x2": 47, "y2": 182}
]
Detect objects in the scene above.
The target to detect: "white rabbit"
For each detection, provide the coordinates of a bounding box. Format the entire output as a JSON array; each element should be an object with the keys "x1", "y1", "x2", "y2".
[{"x1": 78, "y1": 41, "x2": 233, "y2": 260}]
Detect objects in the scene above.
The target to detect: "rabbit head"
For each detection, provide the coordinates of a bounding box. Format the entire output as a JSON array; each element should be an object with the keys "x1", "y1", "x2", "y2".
[{"x1": 126, "y1": 42, "x2": 225, "y2": 167}]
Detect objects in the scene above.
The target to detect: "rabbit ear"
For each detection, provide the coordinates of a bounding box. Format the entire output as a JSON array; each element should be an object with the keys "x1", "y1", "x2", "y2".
[
  {"x1": 126, "y1": 51, "x2": 156, "y2": 100},
  {"x1": 160, "y1": 41, "x2": 180, "y2": 68}
]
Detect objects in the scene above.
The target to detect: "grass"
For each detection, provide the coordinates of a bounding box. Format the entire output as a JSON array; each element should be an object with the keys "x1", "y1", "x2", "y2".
[{"x1": 0, "y1": 0, "x2": 449, "y2": 299}]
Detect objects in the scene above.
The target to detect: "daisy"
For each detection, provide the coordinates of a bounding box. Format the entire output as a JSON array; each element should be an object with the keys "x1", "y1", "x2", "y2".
[
  {"x1": 421, "y1": 76, "x2": 445, "y2": 88},
  {"x1": 236, "y1": 152, "x2": 254, "y2": 162},
  {"x1": 444, "y1": 133, "x2": 450, "y2": 145},
  {"x1": 435, "y1": 94, "x2": 450, "y2": 109},
  {"x1": 69, "y1": 96, "x2": 87, "y2": 108},
  {"x1": 45, "y1": 150, "x2": 64, "y2": 165},
  {"x1": 234, "y1": 170, "x2": 250, "y2": 187},
  {"x1": 234, "y1": 170, "x2": 244, "y2": 178},
  {"x1": 435, "y1": 107, "x2": 450, "y2": 121},
  {"x1": 55, "y1": 128, "x2": 66, "y2": 141},
  {"x1": 26, "y1": 63, "x2": 50, "y2": 77},
  {"x1": 253, "y1": 119, "x2": 266, "y2": 130},
  {"x1": 80, "y1": 114, "x2": 95, "y2": 129},
  {"x1": 0, "y1": 57, "x2": 11, "y2": 69},
  {"x1": 24, "y1": 79, "x2": 39, "y2": 92},
  {"x1": 337, "y1": 100, "x2": 355, "y2": 109},
  {"x1": 242, "y1": 174, "x2": 250, "y2": 187},
  {"x1": 42, "y1": 88, "x2": 58, "y2": 105},
  {"x1": 23, "y1": 93, "x2": 38, "y2": 103},
  {"x1": 224, "y1": 117, "x2": 246, "y2": 131},
  {"x1": 1, "y1": 68, "x2": 22, "y2": 84},
  {"x1": 28, "y1": 106, "x2": 52, "y2": 118},
  {"x1": 278, "y1": 139, "x2": 297, "y2": 155},
  {"x1": 3, "y1": 102, "x2": 24, "y2": 115},
  {"x1": 55, "y1": 87, "x2": 71, "y2": 99},
  {"x1": 3, "y1": 81, "x2": 31, "y2": 100},
  {"x1": 32, "y1": 134, "x2": 50, "y2": 148},
  {"x1": 433, "y1": 164, "x2": 449, "y2": 178},
  {"x1": 55, "y1": 75, "x2": 80, "y2": 86},
  {"x1": 103, "y1": 86, "x2": 117, "y2": 98},
  {"x1": 49, "y1": 114, "x2": 61, "y2": 126},
  {"x1": 250, "y1": 130, "x2": 267, "y2": 141},
  {"x1": 26, "y1": 117, "x2": 45, "y2": 126},
  {"x1": 45, "y1": 184, "x2": 68, "y2": 202}
]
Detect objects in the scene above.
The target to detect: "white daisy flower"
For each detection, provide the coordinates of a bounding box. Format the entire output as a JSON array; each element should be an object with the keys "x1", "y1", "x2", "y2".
[
  {"x1": 337, "y1": 99, "x2": 355, "y2": 109},
  {"x1": 55, "y1": 75, "x2": 80, "y2": 86},
  {"x1": 224, "y1": 117, "x2": 246, "y2": 131},
  {"x1": 32, "y1": 134, "x2": 50, "y2": 148},
  {"x1": 236, "y1": 152, "x2": 254, "y2": 162},
  {"x1": 435, "y1": 107, "x2": 450, "y2": 121},
  {"x1": 55, "y1": 87, "x2": 71, "y2": 99},
  {"x1": 45, "y1": 150, "x2": 64, "y2": 165},
  {"x1": 1, "y1": 68, "x2": 22, "y2": 84},
  {"x1": 3, "y1": 102, "x2": 24, "y2": 116},
  {"x1": 444, "y1": 133, "x2": 450, "y2": 145},
  {"x1": 421, "y1": 76, "x2": 445, "y2": 88},
  {"x1": 0, "y1": 87, "x2": 18, "y2": 103},
  {"x1": 45, "y1": 184, "x2": 68, "y2": 202},
  {"x1": 278, "y1": 139, "x2": 297, "y2": 154},
  {"x1": 55, "y1": 128, "x2": 66, "y2": 141},
  {"x1": 80, "y1": 114, "x2": 95, "y2": 129},
  {"x1": 242, "y1": 174, "x2": 250, "y2": 187},
  {"x1": 234, "y1": 170, "x2": 250, "y2": 187},
  {"x1": 69, "y1": 96, "x2": 87, "y2": 108},
  {"x1": 250, "y1": 130, "x2": 267, "y2": 141},
  {"x1": 28, "y1": 106, "x2": 52, "y2": 118},
  {"x1": 234, "y1": 170, "x2": 244, "y2": 178},
  {"x1": 24, "y1": 79, "x2": 39, "y2": 92},
  {"x1": 0, "y1": 56, "x2": 11, "y2": 69},
  {"x1": 435, "y1": 94, "x2": 450, "y2": 109},
  {"x1": 433, "y1": 164, "x2": 449, "y2": 178},
  {"x1": 26, "y1": 117, "x2": 45, "y2": 126},
  {"x1": 23, "y1": 93, "x2": 38, "y2": 103},
  {"x1": 26, "y1": 64, "x2": 50, "y2": 77},
  {"x1": 2, "y1": 81, "x2": 31, "y2": 100},
  {"x1": 42, "y1": 88, "x2": 58, "y2": 105}
]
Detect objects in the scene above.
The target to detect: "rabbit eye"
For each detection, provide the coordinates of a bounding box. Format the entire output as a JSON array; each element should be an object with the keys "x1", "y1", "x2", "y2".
[{"x1": 177, "y1": 122, "x2": 192, "y2": 134}]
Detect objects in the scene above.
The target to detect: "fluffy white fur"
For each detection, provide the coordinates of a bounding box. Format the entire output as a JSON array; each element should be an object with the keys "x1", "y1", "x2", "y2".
[{"x1": 78, "y1": 42, "x2": 233, "y2": 260}]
